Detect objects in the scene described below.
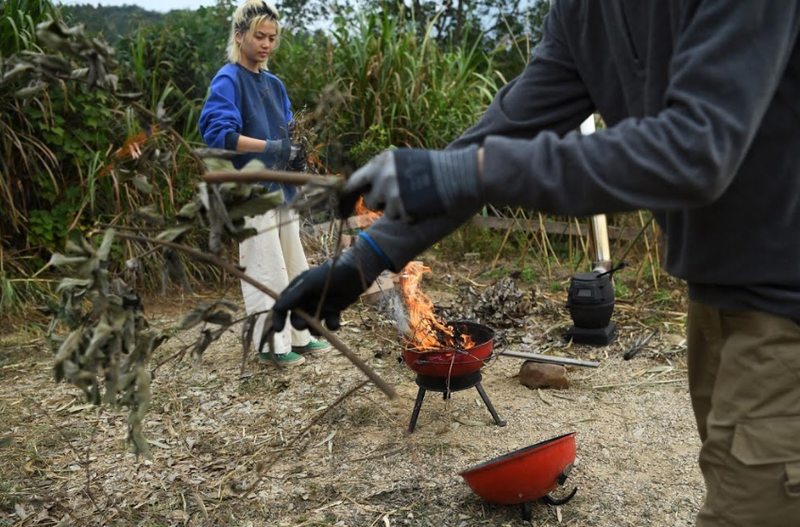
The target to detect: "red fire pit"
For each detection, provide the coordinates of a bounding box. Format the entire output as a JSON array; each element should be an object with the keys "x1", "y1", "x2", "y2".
[
  {"x1": 401, "y1": 320, "x2": 495, "y2": 378},
  {"x1": 402, "y1": 321, "x2": 505, "y2": 433},
  {"x1": 460, "y1": 432, "x2": 578, "y2": 520}
]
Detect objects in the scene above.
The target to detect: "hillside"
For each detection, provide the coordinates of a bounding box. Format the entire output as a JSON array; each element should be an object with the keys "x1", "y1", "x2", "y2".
[{"x1": 56, "y1": 3, "x2": 164, "y2": 41}]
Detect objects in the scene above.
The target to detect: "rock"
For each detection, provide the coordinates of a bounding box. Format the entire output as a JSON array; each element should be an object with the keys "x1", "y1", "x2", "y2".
[{"x1": 518, "y1": 361, "x2": 570, "y2": 390}]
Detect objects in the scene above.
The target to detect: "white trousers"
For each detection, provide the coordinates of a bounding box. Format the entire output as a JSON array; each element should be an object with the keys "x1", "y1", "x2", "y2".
[{"x1": 239, "y1": 207, "x2": 311, "y2": 355}]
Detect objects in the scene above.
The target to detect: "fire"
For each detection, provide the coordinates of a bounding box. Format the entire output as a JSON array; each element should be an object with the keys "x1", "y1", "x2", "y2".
[
  {"x1": 354, "y1": 197, "x2": 381, "y2": 229},
  {"x1": 350, "y1": 200, "x2": 473, "y2": 351},
  {"x1": 399, "y1": 261, "x2": 475, "y2": 351}
]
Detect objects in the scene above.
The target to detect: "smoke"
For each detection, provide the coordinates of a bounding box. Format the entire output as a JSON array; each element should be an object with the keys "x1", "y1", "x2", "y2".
[{"x1": 386, "y1": 288, "x2": 409, "y2": 339}]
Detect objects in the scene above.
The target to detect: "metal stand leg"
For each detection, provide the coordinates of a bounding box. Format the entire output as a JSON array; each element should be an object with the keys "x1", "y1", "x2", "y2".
[
  {"x1": 521, "y1": 501, "x2": 533, "y2": 522},
  {"x1": 407, "y1": 387, "x2": 427, "y2": 433},
  {"x1": 475, "y1": 382, "x2": 507, "y2": 427}
]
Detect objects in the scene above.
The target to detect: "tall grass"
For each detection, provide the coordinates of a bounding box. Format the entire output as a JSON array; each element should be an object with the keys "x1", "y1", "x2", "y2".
[
  {"x1": 0, "y1": 0, "x2": 60, "y2": 234},
  {"x1": 0, "y1": 1, "x2": 210, "y2": 319},
  {"x1": 276, "y1": 6, "x2": 497, "y2": 167},
  {"x1": 330, "y1": 8, "x2": 496, "y2": 162}
]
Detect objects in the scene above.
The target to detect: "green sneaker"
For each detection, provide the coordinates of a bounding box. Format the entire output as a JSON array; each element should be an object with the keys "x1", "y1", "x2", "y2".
[
  {"x1": 257, "y1": 351, "x2": 306, "y2": 367},
  {"x1": 292, "y1": 339, "x2": 332, "y2": 354}
]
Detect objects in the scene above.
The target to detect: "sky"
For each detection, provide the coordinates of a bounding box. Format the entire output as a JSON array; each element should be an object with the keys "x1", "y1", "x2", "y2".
[{"x1": 57, "y1": 0, "x2": 219, "y2": 13}]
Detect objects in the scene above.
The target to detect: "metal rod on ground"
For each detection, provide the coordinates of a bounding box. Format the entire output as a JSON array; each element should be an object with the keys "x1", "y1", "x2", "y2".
[{"x1": 499, "y1": 350, "x2": 600, "y2": 369}]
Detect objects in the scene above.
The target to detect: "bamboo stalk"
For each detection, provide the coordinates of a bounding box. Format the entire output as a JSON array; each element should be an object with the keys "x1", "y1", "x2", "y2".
[
  {"x1": 490, "y1": 212, "x2": 515, "y2": 271},
  {"x1": 572, "y1": 217, "x2": 590, "y2": 271},
  {"x1": 639, "y1": 211, "x2": 659, "y2": 291}
]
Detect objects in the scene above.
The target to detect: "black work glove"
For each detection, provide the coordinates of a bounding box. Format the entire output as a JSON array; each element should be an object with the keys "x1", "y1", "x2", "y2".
[
  {"x1": 272, "y1": 234, "x2": 390, "y2": 333},
  {"x1": 288, "y1": 144, "x2": 305, "y2": 172},
  {"x1": 339, "y1": 145, "x2": 481, "y2": 222}
]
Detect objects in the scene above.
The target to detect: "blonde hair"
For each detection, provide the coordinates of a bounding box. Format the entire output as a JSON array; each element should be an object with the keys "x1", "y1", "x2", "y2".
[{"x1": 226, "y1": 1, "x2": 282, "y2": 67}]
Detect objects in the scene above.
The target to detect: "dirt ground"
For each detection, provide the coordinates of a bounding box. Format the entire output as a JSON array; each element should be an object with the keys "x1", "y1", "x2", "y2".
[{"x1": 0, "y1": 256, "x2": 704, "y2": 527}]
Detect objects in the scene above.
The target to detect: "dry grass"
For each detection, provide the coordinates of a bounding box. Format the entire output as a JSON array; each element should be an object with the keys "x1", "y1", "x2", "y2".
[{"x1": 0, "y1": 256, "x2": 702, "y2": 527}]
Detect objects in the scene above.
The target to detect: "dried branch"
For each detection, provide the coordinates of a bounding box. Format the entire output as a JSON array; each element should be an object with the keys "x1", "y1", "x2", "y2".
[
  {"x1": 114, "y1": 232, "x2": 397, "y2": 400},
  {"x1": 203, "y1": 169, "x2": 343, "y2": 187}
]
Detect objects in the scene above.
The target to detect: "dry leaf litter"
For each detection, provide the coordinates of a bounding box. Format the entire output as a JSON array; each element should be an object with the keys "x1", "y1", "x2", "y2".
[{"x1": 0, "y1": 257, "x2": 702, "y2": 527}]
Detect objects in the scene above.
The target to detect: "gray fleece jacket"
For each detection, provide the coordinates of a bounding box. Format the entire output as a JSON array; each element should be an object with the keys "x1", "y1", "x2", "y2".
[{"x1": 365, "y1": 0, "x2": 800, "y2": 320}]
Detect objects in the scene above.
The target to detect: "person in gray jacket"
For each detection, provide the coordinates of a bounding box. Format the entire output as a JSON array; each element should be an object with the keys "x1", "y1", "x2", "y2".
[{"x1": 273, "y1": 1, "x2": 800, "y2": 524}]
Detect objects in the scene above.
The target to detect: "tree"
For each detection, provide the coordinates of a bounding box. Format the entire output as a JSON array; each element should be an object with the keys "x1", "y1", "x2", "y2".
[{"x1": 276, "y1": 0, "x2": 358, "y2": 31}]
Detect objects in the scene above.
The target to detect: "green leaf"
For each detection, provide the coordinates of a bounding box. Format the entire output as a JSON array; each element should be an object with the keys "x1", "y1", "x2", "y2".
[
  {"x1": 240, "y1": 159, "x2": 267, "y2": 172},
  {"x1": 202, "y1": 157, "x2": 235, "y2": 172},
  {"x1": 135, "y1": 205, "x2": 166, "y2": 226},
  {"x1": 97, "y1": 229, "x2": 116, "y2": 261},
  {"x1": 229, "y1": 227, "x2": 258, "y2": 242},
  {"x1": 83, "y1": 321, "x2": 114, "y2": 362},
  {"x1": 227, "y1": 191, "x2": 284, "y2": 221},
  {"x1": 15, "y1": 82, "x2": 46, "y2": 98},
  {"x1": 54, "y1": 329, "x2": 86, "y2": 366},
  {"x1": 156, "y1": 226, "x2": 191, "y2": 243},
  {"x1": 56, "y1": 278, "x2": 93, "y2": 292},
  {"x1": 203, "y1": 311, "x2": 233, "y2": 326},
  {"x1": 176, "y1": 202, "x2": 198, "y2": 221},
  {"x1": 178, "y1": 306, "x2": 205, "y2": 331},
  {"x1": 192, "y1": 329, "x2": 214, "y2": 358},
  {"x1": 132, "y1": 174, "x2": 153, "y2": 194},
  {"x1": 49, "y1": 253, "x2": 90, "y2": 267}
]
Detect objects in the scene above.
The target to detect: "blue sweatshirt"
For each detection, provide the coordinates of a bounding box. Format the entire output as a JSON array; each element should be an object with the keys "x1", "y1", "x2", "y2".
[{"x1": 199, "y1": 63, "x2": 296, "y2": 202}]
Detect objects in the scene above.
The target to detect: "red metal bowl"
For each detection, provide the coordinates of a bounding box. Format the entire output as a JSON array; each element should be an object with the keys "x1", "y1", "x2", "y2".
[
  {"x1": 401, "y1": 321, "x2": 494, "y2": 377},
  {"x1": 459, "y1": 432, "x2": 577, "y2": 505}
]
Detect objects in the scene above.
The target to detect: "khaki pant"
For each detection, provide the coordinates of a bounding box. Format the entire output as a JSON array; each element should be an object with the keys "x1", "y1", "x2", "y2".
[
  {"x1": 688, "y1": 301, "x2": 800, "y2": 526},
  {"x1": 239, "y1": 207, "x2": 311, "y2": 355}
]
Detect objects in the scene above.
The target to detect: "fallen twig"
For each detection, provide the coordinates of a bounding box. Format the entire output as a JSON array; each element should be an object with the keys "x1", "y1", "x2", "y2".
[{"x1": 593, "y1": 379, "x2": 686, "y2": 390}]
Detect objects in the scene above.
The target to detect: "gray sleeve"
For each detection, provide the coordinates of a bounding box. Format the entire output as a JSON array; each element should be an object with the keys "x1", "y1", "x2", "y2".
[
  {"x1": 363, "y1": 206, "x2": 481, "y2": 272},
  {"x1": 479, "y1": 2, "x2": 800, "y2": 217},
  {"x1": 448, "y1": 2, "x2": 594, "y2": 150}
]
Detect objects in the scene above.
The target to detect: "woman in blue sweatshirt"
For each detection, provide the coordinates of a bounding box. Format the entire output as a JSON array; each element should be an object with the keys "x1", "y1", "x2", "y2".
[{"x1": 199, "y1": 0, "x2": 329, "y2": 366}]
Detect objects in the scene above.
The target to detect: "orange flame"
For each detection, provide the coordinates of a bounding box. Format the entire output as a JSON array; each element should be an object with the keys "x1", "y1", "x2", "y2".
[
  {"x1": 354, "y1": 197, "x2": 382, "y2": 228},
  {"x1": 399, "y1": 261, "x2": 475, "y2": 351},
  {"x1": 350, "y1": 201, "x2": 473, "y2": 351}
]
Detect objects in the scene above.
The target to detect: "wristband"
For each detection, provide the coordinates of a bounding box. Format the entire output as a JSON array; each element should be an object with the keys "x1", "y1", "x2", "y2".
[{"x1": 358, "y1": 232, "x2": 395, "y2": 272}]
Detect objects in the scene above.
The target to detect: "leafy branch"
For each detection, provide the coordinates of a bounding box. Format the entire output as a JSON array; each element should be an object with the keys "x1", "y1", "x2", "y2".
[
  {"x1": 115, "y1": 230, "x2": 396, "y2": 398},
  {"x1": 16, "y1": 18, "x2": 395, "y2": 458}
]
